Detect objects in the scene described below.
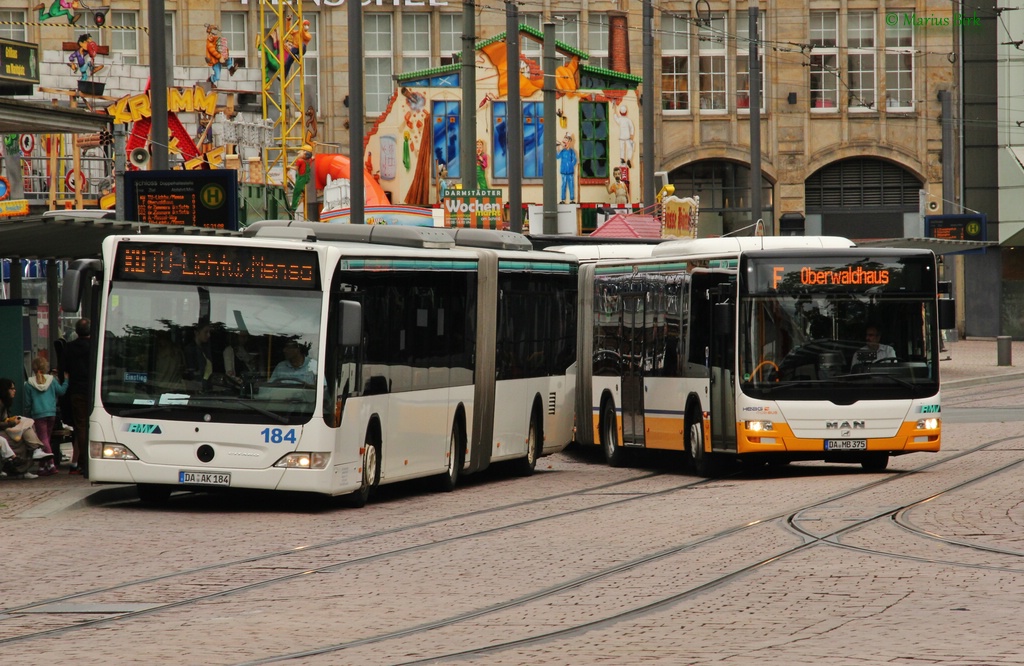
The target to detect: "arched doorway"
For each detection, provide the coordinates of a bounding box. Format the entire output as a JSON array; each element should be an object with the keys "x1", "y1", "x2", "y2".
[
  {"x1": 805, "y1": 158, "x2": 922, "y2": 239},
  {"x1": 668, "y1": 160, "x2": 773, "y2": 237}
]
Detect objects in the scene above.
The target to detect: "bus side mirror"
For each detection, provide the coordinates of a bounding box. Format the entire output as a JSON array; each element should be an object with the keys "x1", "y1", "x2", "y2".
[
  {"x1": 938, "y1": 298, "x2": 955, "y2": 330},
  {"x1": 338, "y1": 300, "x2": 362, "y2": 347},
  {"x1": 60, "y1": 259, "x2": 101, "y2": 312},
  {"x1": 713, "y1": 302, "x2": 734, "y2": 336}
]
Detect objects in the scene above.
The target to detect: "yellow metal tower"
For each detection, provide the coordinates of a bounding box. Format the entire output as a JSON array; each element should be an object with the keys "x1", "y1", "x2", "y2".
[{"x1": 257, "y1": 0, "x2": 307, "y2": 208}]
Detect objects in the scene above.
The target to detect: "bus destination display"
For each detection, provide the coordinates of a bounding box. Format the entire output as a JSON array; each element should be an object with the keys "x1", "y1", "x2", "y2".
[
  {"x1": 747, "y1": 255, "x2": 934, "y2": 294},
  {"x1": 113, "y1": 243, "x2": 320, "y2": 289},
  {"x1": 123, "y1": 170, "x2": 239, "y2": 230}
]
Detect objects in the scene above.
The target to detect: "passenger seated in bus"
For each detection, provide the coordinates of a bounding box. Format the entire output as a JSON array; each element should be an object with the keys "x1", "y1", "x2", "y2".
[
  {"x1": 152, "y1": 330, "x2": 186, "y2": 392},
  {"x1": 184, "y1": 321, "x2": 215, "y2": 390},
  {"x1": 270, "y1": 341, "x2": 317, "y2": 386},
  {"x1": 851, "y1": 324, "x2": 896, "y2": 369},
  {"x1": 223, "y1": 330, "x2": 262, "y2": 384}
]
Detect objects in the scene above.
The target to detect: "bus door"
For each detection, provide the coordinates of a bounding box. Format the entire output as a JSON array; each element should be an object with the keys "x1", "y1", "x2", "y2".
[
  {"x1": 692, "y1": 270, "x2": 736, "y2": 453},
  {"x1": 620, "y1": 289, "x2": 646, "y2": 446}
]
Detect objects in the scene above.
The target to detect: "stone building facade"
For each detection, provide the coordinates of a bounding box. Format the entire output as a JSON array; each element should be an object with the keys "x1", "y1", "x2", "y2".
[{"x1": 1, "y1": 0, "x2": 955, "y2": 239}]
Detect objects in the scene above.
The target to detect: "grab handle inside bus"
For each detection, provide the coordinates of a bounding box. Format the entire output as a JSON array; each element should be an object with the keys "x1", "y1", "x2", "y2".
[{"x1": 338, "y1": 300, "x2": 363, "y2": 347}]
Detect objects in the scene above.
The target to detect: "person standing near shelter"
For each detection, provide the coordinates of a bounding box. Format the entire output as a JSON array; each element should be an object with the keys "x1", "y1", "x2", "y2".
[
  {"x1": 63, "y1": 318, "x2": 93, "y2": 477},
  {"x1": 23, "y1": 355, "x2": 66, "y2": 476}
]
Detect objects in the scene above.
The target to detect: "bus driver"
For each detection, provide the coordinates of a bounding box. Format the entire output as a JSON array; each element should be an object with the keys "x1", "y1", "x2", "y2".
[{"x1": 270, "y1": 341, "x2": 317, "y2": 386}]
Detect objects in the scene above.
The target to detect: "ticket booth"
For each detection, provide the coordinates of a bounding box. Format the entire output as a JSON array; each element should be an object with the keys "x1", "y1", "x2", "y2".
[{"x1": 0, "y1": 299, "x2": 39, "y2": 414}]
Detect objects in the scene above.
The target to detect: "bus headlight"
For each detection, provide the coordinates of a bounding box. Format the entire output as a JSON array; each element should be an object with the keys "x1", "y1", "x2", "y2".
[
  {"x1": 274, "y1": 452, "x2": 330, "y2": 469},
  {"x1": 744, "y1": 421, "x2": 773, "y2": 432},
  {"x1": 99, "y1": 443, "x2": 139, "y2": 460},
  {"x1": 916, "y1": 418, "x2": 940, "y2": 430}
]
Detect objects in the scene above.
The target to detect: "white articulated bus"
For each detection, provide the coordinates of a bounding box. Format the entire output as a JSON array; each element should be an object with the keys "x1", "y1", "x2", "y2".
[
  {"x1": 61, "y1": 222, "x2": 577, "y2": 504},
  {"x1": 551, "y1": 236, "x2": 951, "y2": 475}
]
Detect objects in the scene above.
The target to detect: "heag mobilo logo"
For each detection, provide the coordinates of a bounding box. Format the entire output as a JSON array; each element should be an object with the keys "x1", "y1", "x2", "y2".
[{"x1": 123, "y1": 423, "x2": 163, "y2": 435}]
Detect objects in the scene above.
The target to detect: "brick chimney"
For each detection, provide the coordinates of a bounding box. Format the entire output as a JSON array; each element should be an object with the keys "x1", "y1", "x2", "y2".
[{"x1": 608, "y1": 11, "x2": 630, "y2": 74}]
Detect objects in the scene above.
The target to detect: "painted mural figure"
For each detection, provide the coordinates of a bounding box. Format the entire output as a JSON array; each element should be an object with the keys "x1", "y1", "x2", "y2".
[
  {"x1": 614, "y1": 103, "x2": 635, "y2": 169},
  {"x1": 289, "y1": 145, "x2": 314, "y2": 213},
  {"x1": 475, "y1": 139, "x2": 488, "y2": 189},
  {"x1": 557, "y1": 133, "x2": 578, "y2": 204},
  {"x1": 205, "y1": 24, "x2": 236, "y2": 87},
  {"x1": 436, "y1": 161, "x2": 451, "y2": 202},
  {"x1": 35, "y1": 0, "x2": 78, "y2": 25},
  {"x1": 68, "y1": 33, "x2": 102, "y2": 82},
  {"x1": 607, "y1": 167, "x2": 629, "y2": 205}
]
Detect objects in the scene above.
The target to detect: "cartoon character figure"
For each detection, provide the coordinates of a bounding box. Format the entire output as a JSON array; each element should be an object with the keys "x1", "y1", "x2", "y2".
[
  {"x1": 35, "y1": 0, "x2": 78, "y2": 25},
  {"x1": 283, "y1": 19, "x2": 312, "y2": 77},
  {"x1": 608, "y1": 167, "x2": 629, "y2": 205},
  {"x1": 556, "y1": 133, "x2": 578, "y2": 204},
  {"x1": 614, "y1": 103, "x2": 635, "y2": 169},
  {"x1": 436, "y1": 161, "x2": 451, "y2": 202},
  {"x1": 205, "y1": 24, "x2": 236, "y2": 87},
  {"x1": 475, "y1": 140, "x2": 488, "y2": 190},
  {"x1": 68, "y1": 33, "x2": 103, "y2": 82},
  {"x1": 289, "y1": 145, "x2": 314, "y2": 214}
]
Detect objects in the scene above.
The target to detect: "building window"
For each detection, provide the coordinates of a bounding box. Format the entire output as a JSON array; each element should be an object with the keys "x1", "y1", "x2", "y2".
[
  {"x1": 493, "y1": 101, "x2": 508, "y2": 179},
  {"x1": 698, "y1": 13, "x2": 727, "y2": 112},
  {"x1": 661, "y1": 13, "x2": 689, "y2": 113},
  {"x1": 885, "y1": 15, "x2": 914, "y2": 111},
  {"x1": 519, "y1": 12, "x2": 542, "y2": 62},
  {"x1": 809, "y1": 11, "x2": 838, "y2": 110},
  {"x1": 735, "y1": 12, "x2": 765, "y2": 112},
  {"x1": 402, "y1": 13, "x2": 430, "y2": 74},
  {"x1": 579, "y1": 101, "x2": 609, "y2": 179},
  {"x1": 433, "y1": 100, "x2": 461, "y2": 179},
  {"x1": 303, "y1": 14, "x2": 320, "y2": 111},
  {"x1": 223, "y1": 12, "x2": 248, "y2": 68},
  {"x1": 847, "y1": 11, "x2": 875, "y2": 110},
  {"x1": 587, "y1": 13, "x2": 609, "y2": 70},
  {"x1": 365, "y1": 14, "x2": 394, "y2": 115},
  {"x1": 164, "y1": 12, "x2": 175, "y2": 66},
  {"x1": 555, "y1": 13, "x2": 579, "y2": 65},
  {"x1": 439, "y1": 13, "x2": 459, "y2": 66},
  {"x1": 112, "y1": 10, "x2": 139, "y2": 64},
  {"x1": 523, "y1": 101, "x2": 545, "y2": 179},
  {"x1": 0, "y1": 11, "x2": 27, "y2": 41}
]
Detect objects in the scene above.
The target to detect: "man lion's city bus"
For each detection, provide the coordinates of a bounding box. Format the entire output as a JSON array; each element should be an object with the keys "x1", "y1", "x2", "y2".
[
  {"x1": 61, "y1": 222, "x2": 577, "y2": 504},
  {"x1": 552, "y1": 236, "x2": 952, "y2": 475}
]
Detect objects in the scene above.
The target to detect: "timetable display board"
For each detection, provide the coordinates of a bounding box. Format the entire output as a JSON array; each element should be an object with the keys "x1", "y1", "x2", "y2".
[
  {"x1": 925, "y1": 214, "x2": 986, "y2": 242},
  {"x1": 124, "y1": 170, "x2": 239, "y2": 231}
]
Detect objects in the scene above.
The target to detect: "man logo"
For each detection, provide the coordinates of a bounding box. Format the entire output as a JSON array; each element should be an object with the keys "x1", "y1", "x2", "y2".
[
  {"x1": 825, "y1": 421, "x2": 865, "y2": 429},
  {"x1": 124, "y1": 423, "x2": 163, "y2": 434}
]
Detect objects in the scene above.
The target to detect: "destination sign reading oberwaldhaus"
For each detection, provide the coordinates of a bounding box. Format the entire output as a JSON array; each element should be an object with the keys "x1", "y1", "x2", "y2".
[{"x1": 746, "y1": 255, "x2": 935, "y2": 294}]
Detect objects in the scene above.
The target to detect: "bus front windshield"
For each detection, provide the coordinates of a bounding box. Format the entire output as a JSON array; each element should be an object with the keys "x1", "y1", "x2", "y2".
[
  {"x1": 100, "y1": 282, "x2": 323, "y2": 424},
  {"x1": 739, "y1": 292, "x2": 939, "y2": 401}
]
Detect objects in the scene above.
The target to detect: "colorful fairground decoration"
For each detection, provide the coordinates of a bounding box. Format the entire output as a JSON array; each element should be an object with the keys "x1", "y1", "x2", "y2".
[
  {"x1": 362, "y1": 23, "x2": 643, "y2": 217},
  {"x1": 106, "y1": 85, "x2": 226, "y2": 171}
]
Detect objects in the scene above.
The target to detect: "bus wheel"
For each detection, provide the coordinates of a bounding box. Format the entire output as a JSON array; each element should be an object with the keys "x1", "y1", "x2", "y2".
[
  {"x1": 861, "y1": 453, "x2": 889, "y2": 472},
  {"x1": 601, "y1": 401, "x2": 626, "y2": 468},
  {"x1": 347, "y1": 439, "x2": 380, "y2": 508},
  {"x1": 137, "y1": 484, "x2": 172, "y2": 505},
  {"x1": 437, "y1": 421, "x2": 463, "y2": 492},
  {"x1": 512, "y1": 410, "x2": 540, "y2": 477},
  {"x1": 688, "y1": 419, "x2": 718, "y2": 478}
]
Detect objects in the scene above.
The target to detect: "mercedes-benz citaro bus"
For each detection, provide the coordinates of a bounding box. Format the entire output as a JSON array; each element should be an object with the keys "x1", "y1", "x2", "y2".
[
  {"x1": 61, "y1": 222, "x2": 578, "y2": 504},
  {"x1": 547, "y1": 236, "x2": 953, "y2": 475}
]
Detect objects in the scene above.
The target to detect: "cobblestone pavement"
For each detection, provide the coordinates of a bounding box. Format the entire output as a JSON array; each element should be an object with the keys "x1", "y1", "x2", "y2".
[{"x1": 0, "y1": 337, "x2": 1022, "y2": 665}]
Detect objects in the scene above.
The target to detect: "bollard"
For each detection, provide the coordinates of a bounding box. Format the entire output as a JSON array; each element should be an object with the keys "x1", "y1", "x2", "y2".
[{"x1": 997, "y1": 336, "x2": 1012, "y2": 366}]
